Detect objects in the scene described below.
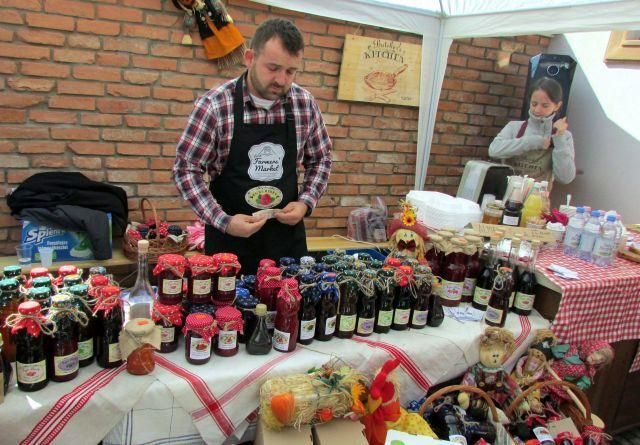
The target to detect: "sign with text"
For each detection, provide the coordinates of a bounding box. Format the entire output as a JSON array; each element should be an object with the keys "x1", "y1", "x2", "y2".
[
  {"x1": 471, "y1": 222, "x2": 556, "y2": 244},
  {"x1": 337, "y1": 34, "x2": 421, "y2": 107}
]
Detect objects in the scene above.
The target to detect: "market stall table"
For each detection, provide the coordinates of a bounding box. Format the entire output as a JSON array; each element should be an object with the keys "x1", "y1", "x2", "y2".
[{"x1": 0, "y1": 310, "x2": 549, "y2": 444}]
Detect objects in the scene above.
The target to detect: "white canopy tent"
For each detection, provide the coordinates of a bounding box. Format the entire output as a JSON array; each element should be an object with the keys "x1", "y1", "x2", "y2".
[{"x1": 251, "y1": 0, "x2": 640, "y2": 190}]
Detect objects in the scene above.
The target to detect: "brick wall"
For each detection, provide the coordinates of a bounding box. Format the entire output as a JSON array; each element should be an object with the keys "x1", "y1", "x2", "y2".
[{"x1": 0, "y1": 0, "x2": 549, "y2": 255}]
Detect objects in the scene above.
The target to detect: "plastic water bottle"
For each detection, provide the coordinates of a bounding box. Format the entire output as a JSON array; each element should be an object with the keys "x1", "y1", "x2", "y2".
[
  {"x1": 563, "y1": 207, "x2": 585, "y2": 256},
  {"x1": 592, "y1": 215, "x2": 617, "y2": 267},
  {"x1": 577, "y1": 211, "x2": 602, "y2": 262}
]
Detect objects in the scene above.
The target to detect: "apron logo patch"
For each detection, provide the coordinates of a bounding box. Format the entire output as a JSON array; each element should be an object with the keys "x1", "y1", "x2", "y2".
[
  {"x1": 247, "y1": 142, "x2": 285, "y2": 182},
  {"x1": 245, "y1": 185, "x2": 283, "y2": 209}
]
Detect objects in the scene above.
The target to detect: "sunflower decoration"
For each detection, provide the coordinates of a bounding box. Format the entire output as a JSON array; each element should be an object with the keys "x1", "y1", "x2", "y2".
[{"x1": 387, "y1": 199, "x2": 428, "y2": 260}]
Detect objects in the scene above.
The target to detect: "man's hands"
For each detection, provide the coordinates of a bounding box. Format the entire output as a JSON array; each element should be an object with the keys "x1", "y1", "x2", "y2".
[
  {"x1": 275, "y1": 201, "x2": 307, "y2": 226},
  {"x1": 226, "y1": 214, "x2": 267, "y2": 238}
]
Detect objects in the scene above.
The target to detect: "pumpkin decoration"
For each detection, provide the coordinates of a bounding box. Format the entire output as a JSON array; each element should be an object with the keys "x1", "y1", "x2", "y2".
[{"x1": 270, "y1": 392, "x2": 296, "y2": 424}]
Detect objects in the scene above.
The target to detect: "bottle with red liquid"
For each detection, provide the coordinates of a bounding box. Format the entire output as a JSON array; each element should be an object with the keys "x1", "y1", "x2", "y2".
[
  {"x1": 187, "y1": 254, "x2": 215, "y2": 304},
  {"x1": 183, "y1": 313, "x2": 217, "y2": 365},
  {"x1": 214, "y1": 306, "x2": 243, "y2": 357},
  {"x1": 69, "y1": 284, "x2": 95, "y2": 367},
  {"x1": 0, "y1": 333, "x2": 12, "y2": 396},
  {"x1": 212, "y1": 253, "x2": 240, "y2": 306},
  {"x1": 336, "y1": 270, "x2": 359, "y2": 339},
  {"x1": 11, "y1": 301, "x2": 50, "y2": 392},
  {"x1": 440, "y1": 237, "x2": 468, "y2": 307},
  {"x1": 484, "y1": 267, "x2": 513, "y2": 328},
  {"x1": 462, "y1": 236, "x2": 483, "y2": 303},
  {"x1": 257, "y1": 259, "x2": 276, "y2": 283},
  {"x1": 152, "y1": 302, "x2": 183, "y2": 353},
  {"x1": 298, "y1": 272, "x2": 318, "y2": 345},
  {"x1": 273, "y1": 278, "x2": 301, "y2": 353},
  {"x1": 392, "y1": 266, "x2": 413, "y2": 331},
  {"x1": 356, "y1": 269, "x2": 377, "y2": 336},
  {"x1": 94, "y1": 285, "x2": 124, "y2": 368},
  {"x1": 256, "y1": 266, "x2": 281, "y2": 333},
  {"x1": 472, "y1": 233, "x2": 500, "y2": 311},
  {"x1": 153, "y1": 254, "x2": 187, "y2": 305},
  {"x1": 425, "y1": 235, "x2": 443, "y2": 278},
  {"x1": 513, "y1": 240, "x2": 541, "y2": 316},
  {"x1": 410, "y1": 265, "x2": 432, "y2": 329},
  {"x1": 47, "y1": 294, "x2": 85, "y2": 383},
  {"x1": 0, "y1": 277, "x2": 20, "y2": 362}
]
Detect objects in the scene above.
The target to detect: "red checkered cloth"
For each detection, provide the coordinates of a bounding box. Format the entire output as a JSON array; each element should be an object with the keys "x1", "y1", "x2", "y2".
[{"x1": 536, "y1": 246, "x2": 640, "y2": 372}]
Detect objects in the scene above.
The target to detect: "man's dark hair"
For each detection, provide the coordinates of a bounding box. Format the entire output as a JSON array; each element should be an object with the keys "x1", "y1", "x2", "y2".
[{"x1": 250, "y1": 18, "x2": 304, "y2": 55}]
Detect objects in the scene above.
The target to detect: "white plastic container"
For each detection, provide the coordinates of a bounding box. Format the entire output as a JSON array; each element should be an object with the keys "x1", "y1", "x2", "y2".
[{"x1": 406, "y1": 191, "x2": 482, "y2": 231}]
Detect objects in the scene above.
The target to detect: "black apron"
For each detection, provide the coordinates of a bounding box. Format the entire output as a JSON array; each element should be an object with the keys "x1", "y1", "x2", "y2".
[{"x1": 205, "y1": 75, "x2": 307, "y2": 275}]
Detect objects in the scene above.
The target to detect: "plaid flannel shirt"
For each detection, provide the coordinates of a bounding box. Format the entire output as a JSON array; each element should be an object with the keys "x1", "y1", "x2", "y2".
[{"x1": 173, "y1": 74, "x2": 332, "y2": 233}]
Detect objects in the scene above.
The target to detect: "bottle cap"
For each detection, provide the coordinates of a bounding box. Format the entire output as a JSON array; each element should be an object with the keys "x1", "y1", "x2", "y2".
[
  {"x1": 137, "y1": 239, "x2": 149, "y2": 254},
  {"x1": 18, "y1": 300, "x2": 42, "y2": 315},
  {"x1": 606, "y1": 215, "x2": 616, "y2": 222},
  {"x1": 576, "y1": 206, "x2": 585, "y2": 213},
  {"x1": 255, "y1": 303, "x2": 267, "y2": 316}
]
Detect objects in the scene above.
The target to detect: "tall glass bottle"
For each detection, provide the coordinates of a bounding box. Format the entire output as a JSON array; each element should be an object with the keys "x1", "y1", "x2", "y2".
[
  {"x1": 462, "y1": 236, "x2": 482, "y2": 303},
  {"x1": 272, "y1": 279, "x2": 301, "y2": 353},
  {"x1": 47, "y1": 294, "x2": 83, "y2": 383},
  {"x1": 94, "y1": 285, "x2": 124, "y2": 369},
  {"x1": 256, "y1": 266, "x2": 281, "y2": 334},
  {"x1": 247, "y1": 304, "x2": 271, "y2": 355},
  {"x1": 69, "y1": 284, "x2": 95, "y2": 367},
  {"x1": 484, "y1": 267, "x2": 513, "y2": 328},
  {"x1": 336, "y1": 270, "x2": 359, "y2": 339},
  {"x1": 374, "y1": 269, "x2": 396, "y2": 333},
  {"x1": 513, "y1": 240, "x2": 540, "y2": 316},
  {"x1": 12, "y1": 301, "x2": 50, "y2": 392},
  {"x1": 123, "y1": 240, "x2": 155, "y2": 324},
  {"x1": 0, "y1": 333, "x2": 11, "y2": 396},
  {"x1": 0, "y1": 277, "x2": 20, "y2": 362},
  {"x1": 472, "y1": 233, "x2": 500, "y2": 311},
  {"x1": 392, "y1": 266, "x2": 413, "y2": 331},
  {"x1": 411, "y1": 265, "x2": 432, "y2": 329},
  {"x1": 508, "y1": 237, "x2": 521, "y2": 309},
  {"x1": 356, "y1": 270, "x2": 377, "y2": 336},
  {"x1": 298, "y1": 273, "x2": 318, "y2": 345},
  {"x1": 501, "y1": 187, "x2": 524, "y2": 227},
  {"x1": 315, "y1": 272, "x2": 338, "y2": 341}
]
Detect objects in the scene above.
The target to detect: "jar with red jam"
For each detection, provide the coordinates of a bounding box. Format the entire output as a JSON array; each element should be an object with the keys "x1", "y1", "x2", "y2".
[
  {"x1": 153, "y1": 254, "x2": 187, "y2": 305},
  {"x1": 212, "y1": 253, "x2": 240, "y2": 306},
  {"x1": 187, "y1": 255, "x2": 215, "y2": 304},
  {"x1": 256, "y1": 266, "x2": 281, "y2": 333},
  {"x1": 440, "y1": 237, "x2": 468, "y2": 307},
  {"x1": 256, "y1": 259, "x2": 276, "y2": 283},
  {"x1": 183, "y1": 312, "x2": 217, "y2": 365},
  {"x1": 94, "y1": 285, "x2": 123, "y2": 369},
  {"x1": 214, "y1": 306, "x2": 243, "y2": 357},
  {"x1": 152, "y1": 302, "x2": 183, "y2": 353},
  {"x1": 47, "y1": 294, "x2": 84, "y2": 383},
  {"x1": 273, "y1": 278, "x2": 301, "y2": 353}
]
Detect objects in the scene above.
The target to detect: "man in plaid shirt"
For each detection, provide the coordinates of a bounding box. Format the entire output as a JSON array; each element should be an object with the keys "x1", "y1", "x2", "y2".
[{"x1": 173, "y1": 18, "x2": 332, "y2": 274}]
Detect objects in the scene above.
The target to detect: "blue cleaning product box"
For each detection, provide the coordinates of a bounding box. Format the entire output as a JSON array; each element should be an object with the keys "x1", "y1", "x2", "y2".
[{"x1": 21, "y1": 214, "x2": 112, "y2": 263}]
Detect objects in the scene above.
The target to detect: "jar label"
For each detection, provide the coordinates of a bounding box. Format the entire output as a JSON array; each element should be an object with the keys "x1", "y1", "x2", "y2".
[
  {"x1": 502, "y1": 214, "x2": 520, "y2": 226},
  {"x1": 266, "y1": 311, "x2": 277, "y2": 330},
  {"x1": 161, "y1": 326, "x2": 175, "y2": 343},
  {"x1": 485, "y1": 306, "x2": 503, "y2": 324},
  {"x1": 325, "y1": 315, "x2": 336, "y2": 335},
  {"x1": 108, "y1": 342, "x2": 121, "y2": 363},
  {"x1": 533, "y1": 427, "x2": 554, "y2": 444},
  {"x1": 300, "y1": 318, "x2": 316, "y2": 340},
  {"x1": 411, "y1": 310, "x2": 428, "y2": 326},
  {"x1": 78, "y1": 338, "x2": 93, "y2": 361},
  {"x1": 162, "y1": 278, "x2": 182, "y2": 295},
  {"x1": 192, "y1": 278, "x2": 212, "y2": 295},
  {"x1": 565, "y1": 230, "x2": 581, "y2": 248},
  {"x1": 273, "y1": 328, "x2": 291, "y2": 351},
  {"x1": 189, "y1": 337, "x2": 211, "y2": 360},
  {"x1": 393, "y1": 308, "x2": 410, "y2": 325},
  {"x1": 17, "y1": 360, "x2": 46, "y2": 384},
  {"x1": 441, "y1": 280, "x2": 463, "y2": 301},
  {"x1": 357, "y1": 317, "x2": 375, "y2": 334},
  {"x1": 377, "y1": 310, "x2": 393, "y2": 327},
  {"x1": 514, "y1": 292, "x2": 535, "y2": 311},
  {"x1": 338, "y1": 314, "x2": 356, "y2": 332},
  {"x1": 462, "y1": 278, "x2": 477, "y2": 296},
  {"x1": 473, "y1": 287, "x2": 492, "y2": 305},
  {"x1": 218, "y1": 330, "x2": 237, "y2": 350},
  {"x1": 217, "y1": 276, "x2": 236, "y2": 292},
  {"x1": 54, "y1": 351, "x2": 79, "y2": 377}
]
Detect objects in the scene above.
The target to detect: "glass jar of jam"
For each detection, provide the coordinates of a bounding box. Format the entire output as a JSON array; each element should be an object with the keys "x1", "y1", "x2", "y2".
[
  {"x1": 298, "y1": 272, "x2": 318, "y2": 345},
  {"x1": 440, "y1": 237, "x2": 468, "y2": 307},
  {"x1": 212, "y1": 253, "x2": 240, "y2": 306},
  {"x1": 315, "y1": 272, "x2": 338, "y2": 341},
  {"x1": 214, "y1": 306, "x2": 243, "y2": 357},
  {"x1": 47, "y1": 294, "x2": 83, "y2": 383},
  {"x1": 257, "y1": 259, "x2": 276, "y2": 283},
  {"x1": 374, "y1": 269, "x2": 396, "y2": 333},
  {"x1": 336, "y1": 270, "x2": 359, "y2": 339},
  {"x1": 392, "y1": 266, "x2": 413, "y2": 331},
  {"x1": 0, "y1": 277, "x2": 20, "y2": 362},
  {"x1": 11, "y1": 301, "x2": 50, "y2": 392},
  {"x1": 187, "y1": 254, "x2": 214, "y2": 304},
  {"x1": 273, "y1": 278, "x2": 301, "y2": 353},
  {"x1": 153, "y1": 254, "x2": 187, "y2": 305},
  {"x1": 356, "y1": 270, "x2": 377, "y2": 337},
  {"x1": 411, "y1": 265, "x2": 432, "y2": 329},
  {"x1": 69, "y1": 284, "x2": 95, "y2": 367},
  {"x1": 28, "y1": 286, "x2": 51, "y2": 309},
  {"x1": 235, "y1": 288, "x2": 258, "y2": 344},
  {"x1": 4, "y1": 265, "x2": 24, "y2": 284},
  {"x1": 152, "y1": 302, "x2": 183, "y2": 353},
  {"x1": 94, "y1": 285, "x2": 123, "y2": 368},
  {"x1": 183, "y1": 312, "x2": 217, "y2": 365},
  {"x1": 256, "y1": 266, "x2": 281, "y2": 333}
]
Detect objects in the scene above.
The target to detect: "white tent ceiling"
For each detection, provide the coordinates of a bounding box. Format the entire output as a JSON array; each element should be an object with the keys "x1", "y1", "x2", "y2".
[{"x1": 251, "y1": 0, "x2": 640, "y2": 189}]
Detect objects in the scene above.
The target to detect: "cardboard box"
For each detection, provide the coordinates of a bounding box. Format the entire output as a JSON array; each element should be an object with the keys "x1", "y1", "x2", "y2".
[
  {"x1": 385, "y1": 430, "x2": 456, "y2": 445},
  {"x1": 313, "y1": 419, "x2": 367, "y2": 445},
  {"x1": 20, "y1": 214, "x2": 112, "y2": 263},
  {"x1": 254, "y1": 419, "x2": 313, "y2": 445}
]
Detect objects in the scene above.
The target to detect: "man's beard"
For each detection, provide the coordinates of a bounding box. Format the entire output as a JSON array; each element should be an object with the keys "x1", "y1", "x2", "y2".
[{"x1": 249, "y1": 69, "x2": 287, "y2": 100}]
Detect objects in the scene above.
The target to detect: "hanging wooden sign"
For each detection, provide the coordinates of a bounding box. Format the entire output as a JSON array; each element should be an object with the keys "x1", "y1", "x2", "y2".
[{"x1": 337, "y1": 34, "x2": 422, "y2": 107}]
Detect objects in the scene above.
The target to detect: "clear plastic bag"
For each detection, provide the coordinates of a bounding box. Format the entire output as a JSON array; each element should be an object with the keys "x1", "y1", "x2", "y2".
[{"x1": 347, "y1": 197, "x2": 388, "y2": 242}]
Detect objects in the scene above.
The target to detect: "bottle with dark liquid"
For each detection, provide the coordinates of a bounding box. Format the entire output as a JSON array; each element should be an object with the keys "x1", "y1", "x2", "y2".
[
  {"x1": 392, "y1": 266, "x2": 413, "y2": 331},
  {"x1": 69, "y1": 284, "x2": 95, "y2": 367},
  {"x1": 501, "y1": 187, "x2": 524, "y2": 227},
  {"x1": 508, "y1": 237, "x2": 521, "y2": 309},
  {"x1": 484, "y1": 267, "x2": 513, "y2": 328},
  {"x1": 513, "y1": 240, "x2": 541, "y2": 316},
  {"x1": 13, "y1": 301, "x2": 49, "y2": 392},
  {"x1": 256, "y1": 266, "x2": 281, "y2": 334},
  {"x1": 94, "y1": 285, "x2": 124, "y2": 369},
  {"x1": 356, "y1": 270, "x2": 377, "y2": 336},
  {"x1": 427, "y1": 279, "x2": 445, "y2": 327},
  {"x1": 47, "y1": 294, "x2": 83, "y2": 383},
  {"x1": 374, "y1": 269, "x2": 396, "y2": 333},
  {"x1": 298, "y1": 273, "x2": 318, "y2": 345},
  {"x1": 462, "y1": 236, "x2": 483, "y2": 303},
  {"x1": 0, "y1": 277, "x2": 20, "y2": 362},
  {"x1": 315, "y1": 272, "x2": 338, "y2": 341},
  {"x1": 247, "y1": 304, "x2": 272, "y2": 355},
  {"x1": 336, "y1": 270, "x2": 359, "y2": 338},
  {"x1": 0, "y1": 333, "x2": 12, "y2": 396},
  {"x1": 440, "y1": 238, "x2": 468, "y2": 307},
  {"x1": 410, "y1": 265, "x2": 432, "y2": 329},
  {"x1": 272, "y1": 279, "x2": 301, "y2": 353},
  {"x1": 472, "y1": 233, "x2": 500, "y2": 311}
]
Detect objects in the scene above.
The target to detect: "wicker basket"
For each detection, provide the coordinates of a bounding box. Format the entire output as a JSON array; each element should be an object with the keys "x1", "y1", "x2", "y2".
[
  {"x1": 419, "y1": 384, "x2": 514, "y2": 445},
  {"x1": 123, "y1": 198, "x2": 188, "y2": 263}
]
